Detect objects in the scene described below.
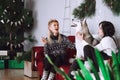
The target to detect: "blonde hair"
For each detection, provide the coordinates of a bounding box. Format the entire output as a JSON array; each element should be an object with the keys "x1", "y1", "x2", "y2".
[{"x1": 47, "y1": 19, "x2": 62, "y2": 44}]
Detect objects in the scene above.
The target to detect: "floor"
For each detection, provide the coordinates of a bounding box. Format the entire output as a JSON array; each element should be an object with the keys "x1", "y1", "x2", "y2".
[{"x1": 0, "y1": 69, "x2": 39, "y2": 80}]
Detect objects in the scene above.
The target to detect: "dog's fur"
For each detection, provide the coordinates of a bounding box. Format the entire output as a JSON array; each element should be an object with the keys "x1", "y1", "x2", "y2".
[{"x1": 71, "y1": 19, "x2": 99, "y2": 58}]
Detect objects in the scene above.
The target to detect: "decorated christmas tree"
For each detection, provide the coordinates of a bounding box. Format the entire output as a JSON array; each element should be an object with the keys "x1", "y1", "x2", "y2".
[{"x1": 0, "y1": 0, "x2": 33, "y2": 53}]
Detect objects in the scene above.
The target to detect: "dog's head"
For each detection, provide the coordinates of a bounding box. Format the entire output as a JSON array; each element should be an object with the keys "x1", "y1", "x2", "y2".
[
  {"x1": 71, "y1": 18, "x2": 88, "y2": 33},
  {"x1": 71, "y1": 19, "x2": 81, "y2": 27}
]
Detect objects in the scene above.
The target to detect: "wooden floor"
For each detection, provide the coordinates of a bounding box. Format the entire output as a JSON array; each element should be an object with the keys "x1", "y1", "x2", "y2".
[{"x1": 0, "y1": 69, "x2": 39, "y2": 80}]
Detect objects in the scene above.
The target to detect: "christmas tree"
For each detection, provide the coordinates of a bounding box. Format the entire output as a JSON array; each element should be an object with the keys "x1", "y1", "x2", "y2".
[{"x1": 0, "y1": 0, "x2": 33, "y2": 53}]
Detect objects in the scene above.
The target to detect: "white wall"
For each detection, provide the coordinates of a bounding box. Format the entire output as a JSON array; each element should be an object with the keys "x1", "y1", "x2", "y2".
[
  {"x1": 32, "y1": 0, "x2": 65, "y2": 46},
  {"x1": 31, "y1": 0, "x2": 120, "y2": 46}
]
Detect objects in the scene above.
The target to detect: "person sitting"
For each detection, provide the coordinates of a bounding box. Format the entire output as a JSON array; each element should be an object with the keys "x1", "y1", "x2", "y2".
[
  {"x1": 68, "y1": 21, "x2": 118, "y2": 79},
  {"x1": 41, "y1": 19, "x2": 75, "y2": 80}
]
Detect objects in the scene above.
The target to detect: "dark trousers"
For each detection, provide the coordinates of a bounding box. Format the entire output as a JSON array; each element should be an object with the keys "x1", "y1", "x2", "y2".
[
  {"x1": 68, "y1": 60, "x2": 84, "y2": 80},
  {"x1": 68, "y1": 45, "x2": 110, "y2": 79},
  {"x1": 84, "y1": 45, "x2": 110, "y2": 71},
  {"x1": 44, "y1": 54, "x2": 65, "y2": 73}
]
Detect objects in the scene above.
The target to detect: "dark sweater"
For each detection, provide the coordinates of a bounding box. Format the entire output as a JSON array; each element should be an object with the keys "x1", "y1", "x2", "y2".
[{"x1": 44, "y1": 34, "x2": 75, "y2": 56}]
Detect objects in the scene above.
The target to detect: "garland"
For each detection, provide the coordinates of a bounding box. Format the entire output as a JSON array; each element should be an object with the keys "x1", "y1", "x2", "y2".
[
  {"x1": 73, "y1": 0, "x2": 120, "y2": 19},
  {"x1": 0, "y1": 0, "x2": 33, "y2": 31},
  {"x1": 73, "y1": 0, "x2": 96, "y2": 19},
  {"x1": 104, "y1": 0, "x2": 120, "y2": 15}
]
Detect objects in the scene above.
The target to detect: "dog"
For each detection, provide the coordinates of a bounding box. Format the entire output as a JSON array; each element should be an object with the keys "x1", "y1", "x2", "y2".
[{"x1": 71, "y1": 19, "x2": 99, "y2": 59}]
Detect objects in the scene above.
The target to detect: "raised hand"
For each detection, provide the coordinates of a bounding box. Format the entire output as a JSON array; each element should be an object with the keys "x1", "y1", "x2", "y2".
[{"x1": 41, "y1": 37, "x2": 47, "y2": 44}]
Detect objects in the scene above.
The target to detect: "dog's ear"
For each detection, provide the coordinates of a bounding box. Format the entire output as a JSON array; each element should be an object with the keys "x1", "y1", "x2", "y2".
[
  {"x1": 83, "y1": 19, "x2": 88, "y2": 27},
  {"x1": 81, "y1": 19, "x2": 88, "y2": 28}
]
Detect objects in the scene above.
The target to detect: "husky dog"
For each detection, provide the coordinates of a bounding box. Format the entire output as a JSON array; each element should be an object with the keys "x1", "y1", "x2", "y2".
[{"x1": 71, "y1": 19, "x2": 99, "y2": 59}]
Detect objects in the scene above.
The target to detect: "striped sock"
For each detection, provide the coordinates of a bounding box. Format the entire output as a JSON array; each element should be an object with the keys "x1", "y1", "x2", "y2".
[
  {"x1": 41, "y1": 70, "x2": 48, "y2": 80},
  {"x1": 48, "y1": 72, "x2": 55, "y2": 80}
]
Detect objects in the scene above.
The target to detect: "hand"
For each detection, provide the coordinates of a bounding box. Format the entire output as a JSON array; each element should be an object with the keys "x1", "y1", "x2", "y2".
[
  {"x1": 41, "y1": 37, "x2": 47, "y2": 44},
  {"x1": 80, "y1": 56, "x2": 85, "y2": 60},
  {"x1": 76, "y1": 32, "x2": 84, "y2": 40}
]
